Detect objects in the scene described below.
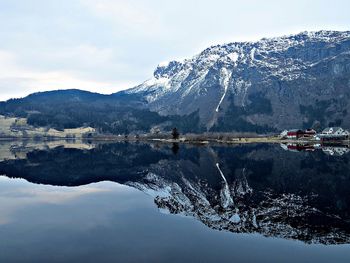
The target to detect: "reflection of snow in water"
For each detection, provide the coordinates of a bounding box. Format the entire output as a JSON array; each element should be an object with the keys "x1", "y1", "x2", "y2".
[
  {"x1": 229, "y1": 211, "x2": 241, "y2": 223},
  {"x1": 216, "y1": 163, "x2": 233, "y2": 208},
  {"x1": 322, "y1": 147, "x2": 350, "y2": 156},
  {"x1": 233, "y1": 168, "x2": 253, "y2": 196},
  {"x1": 216, "y1": 163, "x2": 227, "y2": 183}
]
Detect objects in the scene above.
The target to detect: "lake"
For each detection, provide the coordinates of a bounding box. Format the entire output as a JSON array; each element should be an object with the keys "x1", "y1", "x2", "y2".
[{"x1": 0, "y1": 140, "x2": 350, "y2": 262}]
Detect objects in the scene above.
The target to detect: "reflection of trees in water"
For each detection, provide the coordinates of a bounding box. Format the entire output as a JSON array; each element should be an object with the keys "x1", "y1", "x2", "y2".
[{"x1": 171, "y1": 143, "x2": 179, "y2": 155}]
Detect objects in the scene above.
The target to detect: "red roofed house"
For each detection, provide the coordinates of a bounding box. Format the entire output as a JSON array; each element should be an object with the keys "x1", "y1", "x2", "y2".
[{"x1": 287, "y1": 129, "x2": 304, "y2": 139}]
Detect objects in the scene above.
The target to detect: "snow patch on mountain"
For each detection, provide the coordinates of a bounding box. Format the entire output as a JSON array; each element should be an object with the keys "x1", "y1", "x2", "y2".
[
  {"x1": 215, "y1": 68, "x2": 232, "y2": 112},
  {"x1": 227, "y1": 52, "x2": 239, "y2": 62},
  {"x1": 158, "y1": 61, "x2": 171, "y2": 67},
  {"x1": 250, "y1": 47, "x2": 256, "y2": 60}
]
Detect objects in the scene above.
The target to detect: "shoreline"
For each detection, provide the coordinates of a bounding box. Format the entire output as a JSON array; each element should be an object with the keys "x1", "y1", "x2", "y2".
[{"x1": 0, "y1": 135, "x2": 349, "y2": 146}]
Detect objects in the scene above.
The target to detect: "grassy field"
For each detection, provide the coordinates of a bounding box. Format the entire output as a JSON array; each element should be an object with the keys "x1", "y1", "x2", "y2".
[{"x1": 0, "y1": 115, "x2": 95, "y2": 138}]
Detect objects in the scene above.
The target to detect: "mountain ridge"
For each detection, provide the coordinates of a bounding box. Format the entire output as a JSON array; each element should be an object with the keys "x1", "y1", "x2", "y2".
[{"x1": 124, "y1": 30, "x2": 350, "y2": 131}]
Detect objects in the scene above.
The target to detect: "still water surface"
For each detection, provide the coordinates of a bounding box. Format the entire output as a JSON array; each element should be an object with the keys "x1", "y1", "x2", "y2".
[{"x1": 0, "y1": 141, "x2": 349, "y2": 262}]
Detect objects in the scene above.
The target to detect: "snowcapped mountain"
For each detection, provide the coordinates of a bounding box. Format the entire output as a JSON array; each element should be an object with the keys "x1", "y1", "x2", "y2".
[{"x1": 126, "y1": 30, "x2": 350, "y2": 132}]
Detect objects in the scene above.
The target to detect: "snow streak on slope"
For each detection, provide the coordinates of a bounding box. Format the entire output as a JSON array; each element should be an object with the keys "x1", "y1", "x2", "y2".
[
  {"x1": 215, "y1": 68, "x2": 232, "y2": 112},
  {"x1": 250, "y1": 47, "x2": 256, "y2": 60}
]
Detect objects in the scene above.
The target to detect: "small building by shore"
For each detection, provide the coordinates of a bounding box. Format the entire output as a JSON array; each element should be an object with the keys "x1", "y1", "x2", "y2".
[
  {"x1": 315, "y1": 127, "x2": 349, "y2": 142},
  {"x1": 321, "y1": 127, "x2": 349, "y2": 136},
  {"x1": 286, "y1": 129, "x2": 304, "y2": 139},
  {"x1": 304, "y1": 129, "x2": 317, "y2": 137},
  {"x1": 284, "y1": 129, "x2": 316, "y2": 139}
]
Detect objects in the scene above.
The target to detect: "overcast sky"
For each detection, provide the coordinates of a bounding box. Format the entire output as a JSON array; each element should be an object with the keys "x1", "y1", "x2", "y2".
[{"x1": 0, "y1": 0, "x2": 349, "y2": 101}]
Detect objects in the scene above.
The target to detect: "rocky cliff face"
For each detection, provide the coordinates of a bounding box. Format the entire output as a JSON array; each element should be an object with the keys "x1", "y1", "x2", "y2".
[{"x1": 126, "y1": 31, "x2": 350, "y2": 132}]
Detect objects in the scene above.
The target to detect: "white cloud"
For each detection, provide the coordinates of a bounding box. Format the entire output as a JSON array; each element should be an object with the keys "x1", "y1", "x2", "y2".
[
  {"x1": 44, "y1": 45, "x2": 116, "y2": 68},
  {"x1": 0, "y1": 49, "x2": 135, "y2": 101},
  {"x1": 82, "y1": 0, "x2": 163, "y2": 37}
]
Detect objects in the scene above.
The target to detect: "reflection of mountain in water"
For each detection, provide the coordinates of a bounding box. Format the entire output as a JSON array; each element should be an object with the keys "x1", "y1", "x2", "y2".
[{"x1": 1, "y1": 142, "x2": 350, "y2": 244}]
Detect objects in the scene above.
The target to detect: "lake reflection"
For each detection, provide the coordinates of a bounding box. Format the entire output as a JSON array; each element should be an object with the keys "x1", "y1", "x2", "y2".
[{"x1": 0, "y1": 141, "x2": 350, "y2": 262}]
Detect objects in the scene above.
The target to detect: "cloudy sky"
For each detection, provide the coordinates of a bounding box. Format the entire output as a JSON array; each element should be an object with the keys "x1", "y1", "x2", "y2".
[{"x1": 0, "y1": 0, "x2": 349, "y2": 101}]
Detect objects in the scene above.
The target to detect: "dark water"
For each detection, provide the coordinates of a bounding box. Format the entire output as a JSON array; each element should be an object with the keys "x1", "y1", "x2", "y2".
[{"x1": 0, "y1": 141, "x2": 350, "y2": 263}]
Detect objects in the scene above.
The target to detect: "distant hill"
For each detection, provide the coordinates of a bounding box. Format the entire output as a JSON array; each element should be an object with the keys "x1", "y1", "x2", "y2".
[{"x1": 0, "y1": 89, "x2": 202, "y2": 134}]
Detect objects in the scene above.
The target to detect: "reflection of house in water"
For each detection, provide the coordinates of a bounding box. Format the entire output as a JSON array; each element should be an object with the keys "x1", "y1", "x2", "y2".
[
  {"x1": 322, "y1": 147, "x2": 350, "y2": 156},
  {"x1": 280, "y1": 143, "x2": 349, "y2": 156},
  {"x1": 280, "y1": 143, "x2": 316, "y2": 152}
]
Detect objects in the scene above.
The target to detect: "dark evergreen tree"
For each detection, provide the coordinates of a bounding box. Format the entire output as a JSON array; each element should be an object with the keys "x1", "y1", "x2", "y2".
[{"x1": 172, "y1": 127, "x2": 179, "y2": 139}]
